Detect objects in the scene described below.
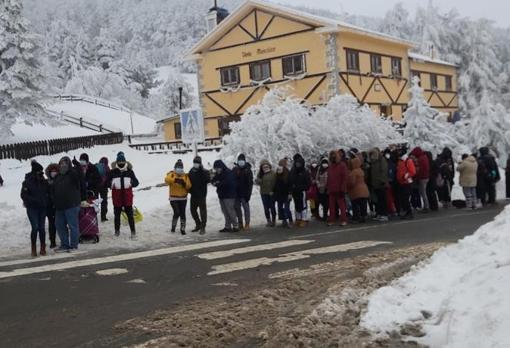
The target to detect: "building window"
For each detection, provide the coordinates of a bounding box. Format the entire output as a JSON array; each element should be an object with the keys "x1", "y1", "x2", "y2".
[
  {"x1": 218, "y1": 118, "x2": 230, "y2": 137},
  {"x1": 380, "y1": 105, "x2": 391, "y2": 117},
  {"x1": 250, "y1": 60, "x2": 271, "y2": 81},
  {"x1": 174, "y1": 122, "x2": 182, "y2": 140},
  {"x1": 430, "y1": 74, "x2": 438, "y2": 90},
  {"x1": 370, "y1": 54, "x2": 383, "y2": 74},
  {"x1": 445, "y1": 75, "x2": 452, "y2": 91},
  {"x1": 411, "y1": 71, "x2": 421, "y2": 86},
  {"x1": 346, "y1": 50, "x2": 359, "y2": 72},
  {"x1": 282, "y1": 54, "x2": 305, "y2": 76},
  {"x1": 220, "y1": 66, "x2": 240, "y2": 86},
  {"x1": 391, "y1": 57, "x2": 402, "y2": 77}
]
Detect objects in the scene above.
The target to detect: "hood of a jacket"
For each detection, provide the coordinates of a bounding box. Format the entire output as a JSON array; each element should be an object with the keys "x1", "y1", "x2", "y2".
[
  {"x1": 410, "y1": 147, "x2": 424, "y2": 158},
  {"x1": 350, "y1": 157, "x2": 362, "y2": 170},
  {"x1": 213, "y1": 160, "x2": 228, "y2": 170}
]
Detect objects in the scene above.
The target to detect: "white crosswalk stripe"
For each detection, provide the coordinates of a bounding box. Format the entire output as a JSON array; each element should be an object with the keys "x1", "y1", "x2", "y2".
[
  {"x1": 196, "y1": 240, "x2": 314, "y2": 260},
  {"x1": 207, "y1": 241, "x2": 392, "y2": 275}
]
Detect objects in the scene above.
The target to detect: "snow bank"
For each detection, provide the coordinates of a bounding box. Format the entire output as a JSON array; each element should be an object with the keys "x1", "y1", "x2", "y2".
[
  {"x1": 47, "y1": 101, "x2": 156, "y2": 134},
  {"x1": 0, "y1": 144, "x2": 266, "y2": 258},
  {"x1": 361, "y1": 204, "x2": 510, "y2": 347}
]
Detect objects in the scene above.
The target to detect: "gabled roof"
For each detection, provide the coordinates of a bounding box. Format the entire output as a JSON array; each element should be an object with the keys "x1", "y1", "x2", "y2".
[
  {"x1": 186, "y1": 0, "x2": 416, "y2": 58},
  {"x1": 408, "y1": 52, "x2": 458, "y2": 68}
]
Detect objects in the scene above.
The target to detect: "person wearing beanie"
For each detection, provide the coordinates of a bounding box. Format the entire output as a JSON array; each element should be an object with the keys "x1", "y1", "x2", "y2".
[
  {"x1": 21, "y1": 160, "x2": 49, "y2": 257},
  {"x1": 107, "y1": 153, "x2": 139, "y2": 238},
  {"x1": 289, "y1": 154, "x2": 311, "y2": 227},
  {"x1": 233, "y1": 153, "x2": 253, "y2": 230},
  {"x1": 53, "y1": 156, "x2": 85, "y2": 252},
  {"x1": 274, "y1": 158, "x2": 292, "y2": 228},
  {"x1": 188, "y1": 156, "x2": 210, "y2": 234},
  {"x1": 75, "y1": 152, "x2": 101, "y2": 198},
  {"x1": 45, "y1": 163, "x2": 59, "y2": 248},
  {"x1": 95, "y1": 157, "x2": 111, "y2": 222},
  {"x1": 165, "y1": 159, "x2": 192, "y2": 235},
  {"x1": 211, "y1": 160, "x2": 239, "y2": 232},
  {"x1": 255, "y1": 159, "x2": 277, "y2": 227}
]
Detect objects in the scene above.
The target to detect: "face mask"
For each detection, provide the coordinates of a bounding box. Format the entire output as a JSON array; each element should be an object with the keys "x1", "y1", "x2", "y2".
[
  {"x1": 402, "y1": 154, "x2": 409, "y2": 161},
  {"x1": 215, "y1": 168, "x2": 222, "y2": 174},
  {"x1": 322, "y1": 164, "x2": 329, "y2": 169},
  {"x1": 80, "y1": 160, "x2": 87, "y2": 166},
  {"x1": 276, "y1": 166, "x2": 283, "y2": 173},
  {"x1": 238, "y1": 160, "x2": 246, "y2": 167},
  {"x1": 50, "y1": 171, "x2": 58, "y2": 178},
  {"x1": 59, "y1": 163, "x2": 69, "y2": 175},
  {"x1": 295, "y1": 162, "x2": 303, "y2": 168},
  {"x1": 385, "y1": 154, "x2": 391, "y2": 159},
  {"x1": 311, "y1": 164, "x2": 318, "y2": 169},
  {"x1": 175, "y1": 168, "x2": 184, "y2": 174},
  {"x1": 263, "y1": 166, "x2": 271, "y2": 174},
  {"x1": 193, "y1": 163, "x2": 201, "y2": 169}
]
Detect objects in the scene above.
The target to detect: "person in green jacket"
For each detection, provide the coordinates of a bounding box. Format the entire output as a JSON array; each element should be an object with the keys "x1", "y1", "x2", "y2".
[{"x1": 255, "y1": 160, "x2": 277, "y2": 227}]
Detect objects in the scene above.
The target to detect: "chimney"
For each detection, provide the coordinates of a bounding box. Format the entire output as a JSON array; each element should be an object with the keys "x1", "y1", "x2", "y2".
[{"x1": 206, "y1": 0, "x2": 230, "y2": 32}]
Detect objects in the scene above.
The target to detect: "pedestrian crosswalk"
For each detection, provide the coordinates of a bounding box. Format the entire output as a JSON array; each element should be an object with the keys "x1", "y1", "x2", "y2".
[{"x1": 0, "y1": 237, "x2": 393, "y2": 280}]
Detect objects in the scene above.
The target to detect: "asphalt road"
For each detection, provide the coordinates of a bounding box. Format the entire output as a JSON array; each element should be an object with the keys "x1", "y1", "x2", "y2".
[{"x1": 0, "y1": 204, "x2": 504, "y2": 348}]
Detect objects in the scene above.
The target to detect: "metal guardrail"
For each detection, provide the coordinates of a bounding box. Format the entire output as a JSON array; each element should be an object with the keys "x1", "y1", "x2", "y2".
[{"x1": 0, "y1": 133, "x2": 124, "y2": 160}]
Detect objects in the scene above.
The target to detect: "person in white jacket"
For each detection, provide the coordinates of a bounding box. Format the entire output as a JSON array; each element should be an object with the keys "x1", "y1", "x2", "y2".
[{"x1": 457, "y1": 154, "x2": 478, "y2": 209}]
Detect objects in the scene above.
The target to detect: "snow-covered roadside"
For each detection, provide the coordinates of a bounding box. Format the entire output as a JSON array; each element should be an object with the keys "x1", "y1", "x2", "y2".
[
  {"x1": 361, "y1": 204, "x2": 510, "y2": 347},
  {"x1": 0, "y1": 144, "x2": 266, "y2": 258}
]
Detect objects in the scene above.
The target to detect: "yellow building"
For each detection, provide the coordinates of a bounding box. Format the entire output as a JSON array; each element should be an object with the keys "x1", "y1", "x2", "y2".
[{"x1": 161, "y1": 0, "x2": 458, "y2": 141}]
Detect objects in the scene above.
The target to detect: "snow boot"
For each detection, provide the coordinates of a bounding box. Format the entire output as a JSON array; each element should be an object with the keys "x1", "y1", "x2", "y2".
[
  {"x1": 130, "y1": 231, "x2": 137, "y2": 240},
  {"x1": 244, "y1": 223, "x2": 250, "y2": 231},
  {"x1": 180, "y1": 220, "x2": 186, "y2": 235},
  {"x1": 265, "y1": 219, "x2": 272, "y2": 228},
  {"x1": 191, "y1": 225, "x2": 201, "y2": 233},
  {"x1": 40, "y1": 244, "x2": 47, "y2": 256},
  {"x1": 31, "y1": 242, "x2": 37, "y2": 257},
  {"x1": 171, "y1": 218, "x2": 178, "y2": 233},
  {"x1": 114, "y1": 230, "x2": 120, "y2": 237}
]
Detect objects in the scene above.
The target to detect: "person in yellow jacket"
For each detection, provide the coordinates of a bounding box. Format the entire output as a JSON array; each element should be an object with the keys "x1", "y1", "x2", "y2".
[{"x1": 165, "y1": 159, "x2": 192, "y2": 235}]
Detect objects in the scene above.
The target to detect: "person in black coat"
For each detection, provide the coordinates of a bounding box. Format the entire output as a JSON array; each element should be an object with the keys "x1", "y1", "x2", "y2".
[
  {"x1": 212, "y1": 160, "x2": 238, "y2": 232},
  {"x1": 436, "y1": 147, "x2": 455, "y2": 208},
  {"x1": 506, "y1": 157, "x2": 510, "y2": 200},
  {"x1": 289, "y1": 154, "x2": 311, "y2": 226},
  {"x1": 425, "y1": 151, "x2": 439, "y2": 211},
  {"x1": 274, "y1": 158, "x2": 292, "y2": 227},
  {"x1": 75, "y1": 153, "x2": 101, "y2": 197},
  {"x1": 45, "y1": 163, "x2": 59, "y2": 248},
  {"x1": 21, "y1": 160, "x2": 49, "y2": 257},
  {"x1": 188, "y1": 156, "x2": 210, "y2": 234},
  {"x1": 478, "y1": 147, "x2": 500, "y2": 205},
  {"x1": 233, "y1": 154, "x2": 253, "y2": 230}
]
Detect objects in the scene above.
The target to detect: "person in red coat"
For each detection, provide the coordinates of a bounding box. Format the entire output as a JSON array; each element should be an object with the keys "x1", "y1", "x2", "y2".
[
  {"x1": 108, "y1": 152, "x2": 139, "y2": 238},
  {"x1": 410, "y1": 147, "x2": 430, "y2": 212},
  {"x1": 397, "y1": 150, "x2": 417, "y2": 219},
  {"x1": 326, "y1": 150, "x2": 348, "y2": 226}
]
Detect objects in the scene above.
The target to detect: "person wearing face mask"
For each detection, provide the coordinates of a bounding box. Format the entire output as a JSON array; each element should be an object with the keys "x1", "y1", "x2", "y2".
[
  {"x1": 165, "y1": 160, "x2": 192, "y2": 235},
  {"x1": 315, "y1": 158, "x2": 329, "y2": 222},
  {"x1": 347, "y1": 157, "x2": 370, "y2": 223},
  {"x1": 53, "y1": 156, "x2": 85, "y2": 252},
  {"x1": 21, "y1": 160, "x2": 50, "y2": 257},
  {"x1": 326, "y1": 150, "x2": 348, "y2": 226},
  {"x1": 74, "y1": 153, "x2": 101, "y2": 198},
  {"x1": 212, "y1": 160, "x2": 239, "y2": 232},
  {"x1": 255, "y1": 160, "x2": 277, "y2": 227},
  {"x1": 274, "y1": 158, "x2": 292, "y2": 228},
  {"x1": 96, "y1": 157, "x2": 111, "y2": 222},
  {"x1": 108, "y1": 152, "x2": 139, "y2": 238},
  {"x1": 289, "y1": 154, "x2": 311, "y2": 227},
  {"x1": 397, "y1": 149, "x2": 416, "y2": 219},
  {"x1": 384, "y1": 149, "x2": 398, "y2": 217},
  {"x1": 369, "y1": 147, "x2": 389, "y2": 222},
  {"x1": 45, "y1": 163, "x2": 59, "y2": 248},
  {"x1": 410, "y1": 147, "x2": 431, "y2": 213},
  {"x1": 308, "y1": 161, "x2": 320, "y2": 219},
  {"x1": 233, "y1": 154, "x2": 253, "y2": 231},
  {"x1": 188, "y1": 156, "x2": 210, "y2": 234}
]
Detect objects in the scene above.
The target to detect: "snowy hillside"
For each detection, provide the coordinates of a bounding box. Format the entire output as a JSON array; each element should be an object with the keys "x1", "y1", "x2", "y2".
[
  {"x1": 7, "y1": 121, "x2": 97, "y2": 144},
  {"x1": 47, "y1": 100, "x2": 156, "y2": 135}
]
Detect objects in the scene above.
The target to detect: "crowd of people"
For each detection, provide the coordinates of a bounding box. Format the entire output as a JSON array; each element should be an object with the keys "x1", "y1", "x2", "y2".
[{"x1": 13, "y1": 145, "x2": 510, "y2": 257}]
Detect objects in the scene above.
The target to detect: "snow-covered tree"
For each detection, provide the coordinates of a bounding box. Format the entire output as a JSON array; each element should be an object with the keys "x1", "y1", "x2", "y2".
[
  {"x1": 467, "y1": 92, "x2": 510, "y2": 163},
  {"x1": 403, "y1": 77, "x2": 460, "y2": 156},
  {"x1": 94, "y1": 28, "x2": 118, "y2": 70},
  {"x1": 221, "y1": 88, "x2": 403, "y2": 166},
  {"x1": 379, "y1": 3, "x2": 412, "y2": 39},
  {"x1": 0, "y1": 0, "x2": 47, "y2": 138},
  {"x1": 148, "y1": 70, "x2": 194, "y2": 119}
]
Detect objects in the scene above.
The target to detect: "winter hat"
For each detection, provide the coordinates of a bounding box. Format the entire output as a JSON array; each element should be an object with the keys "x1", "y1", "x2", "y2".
[
  {"x1": 293, "y1": 153, "x2": 303, "y2": 162},
  {"x1": 320, "y1": 157, "x2": 329, "y2": 165},
  {"x1": 116, "y1": 152, "x2": 126, "y2": 162},
  {"x1": 237, "y1": 154, "x2": 246, "y2": 162},
  {"x1": 31, "y1": 160, "x2": 43, "y2": 173},
  {"x1": 175, "y1": 159, "x2": 184, "y2": 169},
  {"x1": 193, "y1": 156, "x2": 202, "y2": 164},
  {"x1": 46, "y1": 163, "x2": 59, "y2": 173},
  {"x1": 79, "y1": 153, "x2": 89, "y2": 163}
]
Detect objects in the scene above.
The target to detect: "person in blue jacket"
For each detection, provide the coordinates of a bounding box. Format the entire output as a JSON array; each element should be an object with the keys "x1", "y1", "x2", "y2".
[{"x1": 211, "y1": 160, "x2": 239, "y2": 232}]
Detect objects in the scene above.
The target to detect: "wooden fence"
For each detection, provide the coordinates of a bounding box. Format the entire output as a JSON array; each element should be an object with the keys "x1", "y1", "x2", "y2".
[
  {"x1": 0, "y1": 133, "x2": 124, "y2": 160},
  {"x1": 46, "y1": 109, "x2": 115, "y2": 134},
  {"x1": 128, "y1": 138, "x2": 223, "y2": 154}
]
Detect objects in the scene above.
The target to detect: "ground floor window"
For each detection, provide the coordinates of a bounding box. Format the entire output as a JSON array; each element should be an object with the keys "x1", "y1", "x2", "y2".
[{"x1": 174, "y1": 122, "x2": 182, "y2": 139}]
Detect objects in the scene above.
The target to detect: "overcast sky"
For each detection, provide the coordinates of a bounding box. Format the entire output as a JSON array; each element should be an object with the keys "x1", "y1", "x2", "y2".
[{"x1": 273, "y1": 0, "x2": 509, "y2": 27}]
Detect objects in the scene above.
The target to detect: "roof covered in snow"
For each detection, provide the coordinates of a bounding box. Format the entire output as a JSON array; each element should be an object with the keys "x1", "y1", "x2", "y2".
[
  {"x1": 408, "y1": 52, "x2": 458, "y2": 68},
  {"x1": 187, "y1": 0, "x2": 416, "y2": 58}
]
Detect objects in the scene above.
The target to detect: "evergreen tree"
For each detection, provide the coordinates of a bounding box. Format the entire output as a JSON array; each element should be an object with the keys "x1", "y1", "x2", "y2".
[
  {"x1": 403, "y1": 77, "x2": 459, "y2": 156},
  {"x1": 0, "y1": 0, "x2": 46, "y2": 138},
  {"x1": 94, "y1": 28, "x2": 118, "y2": 70}
]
